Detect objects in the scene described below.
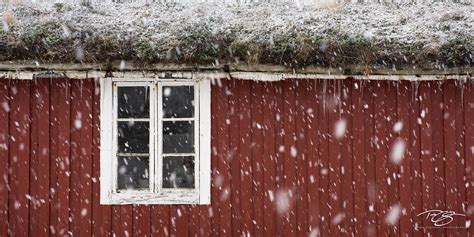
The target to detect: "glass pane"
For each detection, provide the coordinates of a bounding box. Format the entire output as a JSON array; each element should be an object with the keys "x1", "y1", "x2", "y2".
[
  {"x1": 117, "y1": 156, "x2": 149, "y2": 190},
  {"x1": 162, "y1": 156, "x2": 195, "y2": 189},
  {"x1": 163, "y1": 86, "x2": 194, "y2": 118},
  {"x1": 118, "y1": 121, "x2": 149, "y2": 153},
  {"x1": 163, "y1": 121, "x2": 194, "y2": 153},
  {"x1": 118, "y1": 86, "x2": 149, "y2": 118}
]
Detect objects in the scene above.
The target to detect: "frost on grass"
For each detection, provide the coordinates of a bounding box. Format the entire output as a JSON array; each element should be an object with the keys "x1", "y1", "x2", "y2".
[{"x1": 0, "y1": 2, "x2": 472, "y2": 67}]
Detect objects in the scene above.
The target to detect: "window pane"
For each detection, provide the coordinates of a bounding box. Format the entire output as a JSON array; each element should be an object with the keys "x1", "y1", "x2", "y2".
[
  {"x1": 163, "y1": 86, "x2": 194, "y2": 118},
  {"x1": 117, "y1": 156, "x2": 149, "y2": 190},
  {"x1": 118, "y1": 121, "x2": 149, "y2": 153},
  {"x1": 118, "y1": 87, "x2": 149, "y2": 118},
  {"x1": 162, "y1": 156, "x2": 195, "y2": 189},
  {"x1": 163, "y1": 121, "x2": 194, "y2": 153}
]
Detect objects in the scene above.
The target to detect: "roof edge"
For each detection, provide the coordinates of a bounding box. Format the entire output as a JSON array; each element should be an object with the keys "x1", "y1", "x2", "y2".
[{"x1": 0, "y1": 62, "x2": 472, "y2": 81}]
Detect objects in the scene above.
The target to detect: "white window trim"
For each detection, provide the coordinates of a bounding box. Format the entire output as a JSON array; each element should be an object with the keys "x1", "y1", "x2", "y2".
[{"x1": 100, "y1": 78, "x2": 211, "y2": 205}]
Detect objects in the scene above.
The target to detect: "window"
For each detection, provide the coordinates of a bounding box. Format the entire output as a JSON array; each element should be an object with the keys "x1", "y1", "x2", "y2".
[{"x1": 100, "y1": 78, "x2": 210, "y2": 205}]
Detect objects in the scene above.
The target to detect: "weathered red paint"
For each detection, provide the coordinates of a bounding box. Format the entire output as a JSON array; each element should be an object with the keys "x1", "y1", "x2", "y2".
[{"x1": 0, "y1": 78, "x2": 472, "y2": 236}]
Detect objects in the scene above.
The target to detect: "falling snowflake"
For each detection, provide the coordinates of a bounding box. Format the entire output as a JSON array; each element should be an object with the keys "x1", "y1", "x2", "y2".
[
  {"x1": 393, "y1": 121, "x2": 403, "y2": 133},
  {"x1": 2, "y1": 102, "x2": 10, "y2": 112},
  {"x1": 120, "y1": 60, "x2": 126, "y2": 70},
  {"x1": 268, "y1": 190, "x2": 274, "y2": 202},
  {"x1": 385, "y1": 204, "x2": 401, "y2": 226},
  {"x1": 334, "y1": 119, "x2": 347, "y2": 139},
  {"x1": 290, "y1": 146, "x2": 297, "y2": 158},
  {"x1": 62, "y1": 24, "x2": 70, "y2": 38},
  {"x1": 390, "y1": 139, "x2": 406, "y2": 165},
  {"x1": 75, "y1": 46, "x2": 84, "y2": 61},
  {"x1": 74, "y1": 119, "x2": 82, "y2": 129},
  {"x1": 331, "y1": 213, "x2": 345, "y2": 225},
  {"x1": 81, "y1": 208, "x2": 88, "y2": 217},
  {"x1": 275, "y1": 189, "x2": 292, "y2": 215},
  {"x1": 308, "y1": 228, "x2": 320, "y2": 237},
  {"x1": 164, "y1": 87, "x2": 172, "y2": 97}
]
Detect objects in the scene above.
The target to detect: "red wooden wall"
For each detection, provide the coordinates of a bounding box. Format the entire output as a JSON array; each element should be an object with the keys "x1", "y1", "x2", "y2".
[{"x1": 0, "y1": 78, "x2": 472, "y2": 236}]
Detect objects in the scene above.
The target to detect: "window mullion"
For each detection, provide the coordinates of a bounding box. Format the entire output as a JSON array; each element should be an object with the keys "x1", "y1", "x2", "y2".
[
  {"x1": 194, "y1": 82, "x2": 200, "y2": 193},
  {"x1": 156, "y1": 82, "x2": 163, "y2": 194},
  {"x1": 149, "y1": 82, "x2": 156, "y2": 193},
  {"x1": 111, "y1": 83, "x2": 118, "y2": 193}
]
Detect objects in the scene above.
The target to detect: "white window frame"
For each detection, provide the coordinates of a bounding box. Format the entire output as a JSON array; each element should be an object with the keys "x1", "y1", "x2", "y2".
[{"x1": 100, "y1": 78, "x2": 211, "y2": 205}]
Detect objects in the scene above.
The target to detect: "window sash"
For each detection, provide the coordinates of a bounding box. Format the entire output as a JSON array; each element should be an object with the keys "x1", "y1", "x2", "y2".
[
  {"x1": 157, "y1": 81, "x2": 199, "y2": 192},
  {"x1": 112, "y1": 81, "x2": 155, "y2": 193}
]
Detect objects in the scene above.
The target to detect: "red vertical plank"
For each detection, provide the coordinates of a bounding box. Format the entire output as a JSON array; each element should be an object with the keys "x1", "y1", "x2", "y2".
[
  {"x1": 111, "y1": 206, "x2": 121, "y2": 236},
  {"x1": 374, "y1": 82, "x2": 389, "y2": 236},
  {"x1": 431, "y1": 81, "x2": 445, "y2": 236},
  {"x1": 170, "y1": 205, "x2": 188, "y2": 237},
  {"x1": 340, "y1": 79, "x2": 354, "y2": 235},
  {"x1": 307, "y1": 80, "x2": 320, "y2": 235},
  {"x1": 317, "y1": 80, "x2": 330, "y2": 236},
  {"x1": 80, "y1": 79, "x2": 93, "y2": 237},
  {"x1": 295, "y1": 80, "x2": 308, "y2": 236},
  {"x1": 151, "y1": 206, "x2": 170, "y2": 236},
  {"x1": 229, "y1": 80, "x2": 242, "y2": 237},
  {"x1": 49, "y1": 79, "x2": 59, "y2": 236},
  {"x1": 0, "y1": 80, "x2": 9, "y2": 237},
  {"x1": 121, "y1": 205, "x2": 133, "y2": 237},
  {"x1": 397, "y1": 81, "x2": 412, "y2": 237},
  {"x1": 8, "y1": 80, "x2": 30, "y2": 237},
  {"x1": 262, "y1": 82, "x2": 276, "y2": 236},
  {"x1": 218, "y1": 80, "x2": 231, "y2": 237},
  {"x1": 419, "y1": 82, "x2": 435, "y2": 236},
  {"x1": 188, "y1": 206, "x2": 200, "y2": 237},
  {"x1": 210, "y1": 80, "x2": 220, "y2": 237},
  {"x1": 409, "y1": 82, "x2": 423, "y2": 237},
  {"x1": 30, "y1": 78, "x2": 50, "y2": 236},
  {"x1": 464, "y1": 81, "x2": 474, "y2": 236},
  {"x1": 57, "y1": 79, "x2": 71, "y2": 236},
  {"x1": 50, "y1": 79, "x2": 71, "y2": 236},
  {"x1": 251, "y1": 82, "x2": 264, "y2": 236},
  {"x1": 182, "y1": 206, "x2": 189, "y2": 236},
  {"x1": 274, "y1": 81, "x2": 285, "y2": 236},
  {"x1": 443, "y1": 81, "x2": 458, "y2": 236},
  {"x1": 133, "y1": 205, "x2": 150, "y2": 237},
  {"x1": 92, "y1": 78, "x2": 112, "y2": 237},
  {"x1": 283, "y1": 79, "x2": 297, "y2": 236},
  {"x1": 239, "y1": 80, "x2": 253, "y2": 236},
  {"x1": 454, "y1": 81, "x2": 467, "y2": 236},
  {"x1": 364, "y1": 81, "x2": 376, "y2": 236},
  {"x1": 70, "y1": 79, "x2": 82, "y2": 236},
  {"x1": 327, "y1": 80, "x2": 342, "y2": 237},
  {"x1": 386, "y1": 82, "x2": 400, "y2": 236},
  {"x1": 352, "y1": 80, "x2": 366, "y2": 236},
  {"x1": 210, "y1": 79, "x2": 230, "y2": 237},
  {"x1": 198, "y1": 205, "x2": 212, "y2": 236},
  {"x1": 29, "y1": 79, "x2": 39, "y2": 236}
]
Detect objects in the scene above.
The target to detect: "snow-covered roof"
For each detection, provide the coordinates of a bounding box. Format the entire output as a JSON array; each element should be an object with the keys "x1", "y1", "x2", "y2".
[{"x1": 0, "y1": 2, "x2": 472, "y2": 70}]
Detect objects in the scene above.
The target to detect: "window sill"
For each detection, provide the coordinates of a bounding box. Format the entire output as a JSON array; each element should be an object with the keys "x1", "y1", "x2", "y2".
[{"x1": 100, "y1": 191, "x2": 204, "y2": 205}]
